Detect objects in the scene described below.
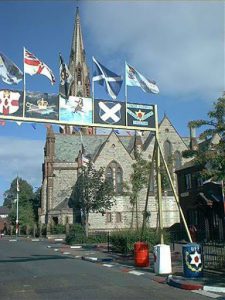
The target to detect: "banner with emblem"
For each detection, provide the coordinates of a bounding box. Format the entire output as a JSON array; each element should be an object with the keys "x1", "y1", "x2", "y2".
[
  {"x1": 94, "y1": 99, "x2": 125, "y2": 126},
  {"x1": 25, "y1": 92, "x2": 59, "y2": 120},
  {"x1": 0, "y1": 89, "x2": 23, "y2": 117},
  {"x1": 59, "y1": 96, "x2": 92, "y2": 125},
  {"x1": 126, "y1": 103, "x2": 155, "y2": 128}
]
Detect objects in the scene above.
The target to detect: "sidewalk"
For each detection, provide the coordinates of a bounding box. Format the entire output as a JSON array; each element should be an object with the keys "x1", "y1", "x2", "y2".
[{"x1": 47, "y1": 240, "x2": 225, "y2": 293}]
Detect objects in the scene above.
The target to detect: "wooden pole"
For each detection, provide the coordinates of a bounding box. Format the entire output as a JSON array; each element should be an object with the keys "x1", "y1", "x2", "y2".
[{"x1": 155, "y1": 137, "x2": 192, "y2": 243}]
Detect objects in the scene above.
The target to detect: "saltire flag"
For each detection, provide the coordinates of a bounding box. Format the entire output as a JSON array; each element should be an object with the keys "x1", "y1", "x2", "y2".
[
  {"x1": 92, "y1": 56, "x2": 123, "y2": 100},
  {"x1": 59, "y1": 53, "x2": 73, "y2": 98},
  {"x1": 16, "y1": 177, "x2": 20, "y2": 192},
  {"x1": 24, "y1": 48, "x2": 55, "y2": 85},
  {"x1": 0, "y1": 53, "x2": 23, "y2": 85},
  {"x1": 126, "y1": 63, "x2": 159, "y2": 94}
]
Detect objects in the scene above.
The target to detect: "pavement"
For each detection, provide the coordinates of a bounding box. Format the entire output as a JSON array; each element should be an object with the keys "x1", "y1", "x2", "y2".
[{"x1": 44, "y1": 239, "x2": 225, "y2": 295}]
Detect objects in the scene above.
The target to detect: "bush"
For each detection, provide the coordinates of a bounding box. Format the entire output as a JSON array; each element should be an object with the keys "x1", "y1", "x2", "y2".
[
  {"x1": 110, "y1": 229, "x2": 170, "y2": 254},
  {"x1": 50, "y1": 224, "x2": 66, "y2": 234},
  {"x1": 65, "y1": 224, "x2": 109, "y2": 245}
]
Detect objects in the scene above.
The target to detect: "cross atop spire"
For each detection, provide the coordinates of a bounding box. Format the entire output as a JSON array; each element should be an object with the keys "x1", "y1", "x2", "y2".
[{"x1": 69, "y1": 7, "x2": 90, "y2": 97}]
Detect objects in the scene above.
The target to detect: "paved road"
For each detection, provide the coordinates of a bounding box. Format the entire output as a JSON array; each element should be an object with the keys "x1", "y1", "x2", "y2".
[{"x1": 0, "y1": 238, "x2": 210, "y2": 300}]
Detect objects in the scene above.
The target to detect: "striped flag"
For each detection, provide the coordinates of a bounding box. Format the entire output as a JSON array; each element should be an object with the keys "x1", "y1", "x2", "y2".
[
  {"x1": 24, "y1": 48, "x2": 55, "y2": 85},
  {"x1": 126, "y1": 63, "x2": 159, "y2": 94}
]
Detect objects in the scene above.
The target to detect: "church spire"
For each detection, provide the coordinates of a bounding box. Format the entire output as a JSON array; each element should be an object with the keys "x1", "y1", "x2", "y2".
[{"x1": 69, "y1": 7, "x2": 91, "y2": 97}]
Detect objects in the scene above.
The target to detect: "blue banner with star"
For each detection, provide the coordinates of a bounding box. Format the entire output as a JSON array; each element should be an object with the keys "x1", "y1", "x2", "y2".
[{"x1": 126, "y1": 103, "x2": 155, "y2": 128}]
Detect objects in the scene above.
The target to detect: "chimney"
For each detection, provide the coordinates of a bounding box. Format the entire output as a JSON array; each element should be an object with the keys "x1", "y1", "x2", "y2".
[{"x1": 189, "y1": 126, "x2": 198, "y2": 150}]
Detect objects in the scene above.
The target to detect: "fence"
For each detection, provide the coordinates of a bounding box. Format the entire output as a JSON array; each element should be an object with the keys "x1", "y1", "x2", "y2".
[{"x1": 202, "y1": 242, "x2": 225, "y2": 270}]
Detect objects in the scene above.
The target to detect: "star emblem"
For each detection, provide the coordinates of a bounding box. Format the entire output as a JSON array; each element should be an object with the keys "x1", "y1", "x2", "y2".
[
  {"x1": 135, "y1": 110, "x2": 145, "y2": 120},
  {"x1": 189, "y1": 250, "x2": 202, "y2": 268}
]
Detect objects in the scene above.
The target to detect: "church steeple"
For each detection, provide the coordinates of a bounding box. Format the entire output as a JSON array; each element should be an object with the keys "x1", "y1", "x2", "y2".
[{"x1": 69, "y1": 7, "x2": 91, "y2": 97}]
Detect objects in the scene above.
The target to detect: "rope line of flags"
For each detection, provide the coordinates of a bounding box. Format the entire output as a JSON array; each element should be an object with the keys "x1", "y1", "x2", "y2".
[
  {"x1": 0, "y1": 49, "x2": 159, "y2": 132},
  {"x1": 0, "y1": 49, "x2": 159, "y2": 101}
]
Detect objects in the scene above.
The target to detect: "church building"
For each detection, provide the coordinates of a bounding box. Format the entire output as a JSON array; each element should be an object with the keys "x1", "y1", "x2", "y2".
[{"x1": 39, "y1": 8, "x2": 191, "y2": 231}]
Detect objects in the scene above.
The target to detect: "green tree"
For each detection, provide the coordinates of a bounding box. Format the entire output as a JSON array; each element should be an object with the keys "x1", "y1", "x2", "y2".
[
  {"x1": 4, "y1": 178, "x2": 36, "y2": 228},
  {"x1": 71, "y1": 162, "x2": 115, "y2": 237},
  {"x1": 127, "y1": 153, "x2": 151, "y2": 229},
  {"x1": 183, "y1": 97, "x2": 225, "y2": 181}
]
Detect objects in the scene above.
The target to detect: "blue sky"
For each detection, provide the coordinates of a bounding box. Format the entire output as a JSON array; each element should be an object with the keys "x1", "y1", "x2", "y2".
[{"x1": 0, "y1": 1, "x2": 224, "y2": 205}]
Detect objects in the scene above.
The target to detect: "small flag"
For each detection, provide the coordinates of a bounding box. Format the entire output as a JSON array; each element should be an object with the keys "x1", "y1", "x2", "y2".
[
  {"x1": 74, "y1": 126, "x2": 81, "y2": 132},
  {"x1": 16, "y1": 121, "x2": 23, "y2": 126},
  {"x1": 31, "y1": 123, "x2": 36, "y2": 130},
  {"x1": 24, "y1": 48, "x2": 55, "y2": 85},
  {"x1": 126, "y1": 63, "x2": 159, "y2": 94},
  {"x1": 16, "y1": 178, "x2": 20, "y2": 192},
  {"x1": 126, "y1": 130, "x2": 132, "y2": 136},
  {"x1": 59, "y1": 53, "x2": 73, "y2": 98},
  {"x1": 114, "y1": 129, "x2": 120, "y2": 134},
  {"x1": 0, "y1": 53, "x2": 23, "y2": 85},
  {"x1": 92, "y1": 56, "x2": 123, "y2": 100},
  {"x1": 0, "y1": 119, "x2": 6, "y2": 126},
  {"x1": 81, "y1": 143, "x2": 89, "y2": 167}
]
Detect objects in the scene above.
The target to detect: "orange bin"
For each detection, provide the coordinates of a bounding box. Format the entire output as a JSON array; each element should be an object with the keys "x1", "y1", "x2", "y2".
[{"x1": 134, "y1": 242, "x2": 149, "y2": 267}]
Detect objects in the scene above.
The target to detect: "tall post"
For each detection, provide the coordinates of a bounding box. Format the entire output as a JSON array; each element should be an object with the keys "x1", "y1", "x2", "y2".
[
  {"x1": 16, "y1": 177, "x2": 19, "y2": 238},
  {"x1": 155, "y1": 105, "x2": 164, "y2": 244},
  {"x1": 125, "y1": 62, "x2": 128, "y2": 126},
  {"x1": 155, "y1": 137, "x2": 193, "y2": 243},
  {"x1": 23, "y1": 47, "x2": 26, "y2": 118}
]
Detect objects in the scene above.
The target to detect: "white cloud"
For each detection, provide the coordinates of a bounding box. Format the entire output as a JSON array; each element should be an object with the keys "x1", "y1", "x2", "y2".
[
  {"x1": 83, "y1": 1, "x2": 224, "y2": 99},
  {"x1": 0, "y1": 137, "x2": 44, "y2": 203}
]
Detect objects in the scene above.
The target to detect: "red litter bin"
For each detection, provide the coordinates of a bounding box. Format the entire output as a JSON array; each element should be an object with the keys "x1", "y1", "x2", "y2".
[{"x1": 134, "y1": 242, "x2": 149, "y2": 267}]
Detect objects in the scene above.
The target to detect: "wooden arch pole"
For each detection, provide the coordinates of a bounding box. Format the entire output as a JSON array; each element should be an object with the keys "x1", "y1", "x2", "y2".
[{"x1": 155, "y1": 136, "x2": 192, "y2": 243}]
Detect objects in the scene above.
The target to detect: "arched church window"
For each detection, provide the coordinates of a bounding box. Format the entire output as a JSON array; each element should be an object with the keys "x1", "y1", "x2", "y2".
[
  {"x1": 116, "y1": 167, "x2": 123, "y2": 194},
  {"x1": 174, "y1": 151, "x2": 182, "y2": 170},
  {"x1": 106, "y1": 166, "x2": 113, "y2": 185},
  {"x1": 164, "y1": 140, "x2": 172, "y2": 162},
  {"x1": 77, "y1": 67, "x2": 82, "y2": 84},
  {"x1": 105, "y1": 161, "x2": 123, "y2": 194}
]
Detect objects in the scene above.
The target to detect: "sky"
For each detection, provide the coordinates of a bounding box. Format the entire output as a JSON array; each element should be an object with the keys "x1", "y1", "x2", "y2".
[{"x1": 0, "y1": 0, "x2": 224, "y2": 205}]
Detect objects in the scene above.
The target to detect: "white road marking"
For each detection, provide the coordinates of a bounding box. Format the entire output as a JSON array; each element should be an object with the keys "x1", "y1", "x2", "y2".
[
  {"x1": 128, "y1": 270, "x2": 145, "y2": 276},
  {"x1": 204, "y1": 286, "x2": 225, "y2": 293},
  {"x1": 103, "y1": 264, "x2": 114, "y2": 267},
  {"x1": 70, "y1": 245, "x2": 82, "y2": 249},
  {"x1": 192, "y1": 290, "x2": 222, "y2": 298}
]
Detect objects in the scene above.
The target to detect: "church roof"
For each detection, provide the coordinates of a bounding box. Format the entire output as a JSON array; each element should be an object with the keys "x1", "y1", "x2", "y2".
[{"x1": 54, "y1": 133, "x2": 136, "y2": 162}]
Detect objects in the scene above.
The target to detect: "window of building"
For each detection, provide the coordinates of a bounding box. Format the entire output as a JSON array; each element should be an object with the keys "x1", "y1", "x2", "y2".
[
  {"x1": 196, "y1": 176, "x2": 203, "y2": 187},
  {"x1": 77, "y1": 67, "x2": 82, "y2": 84},
  {"x1": 105, "y1": 161, "x2": 123, "y2": 194},
  {"x1": 116, "y1": 212, "x2": 122, "y2": 223},
  {"x1": 185, "y1": 174, "x2": 192, "y2": 190},
  {"x1": 164, "y1": 140, "x2": 172, "y2": 162},
  {"x1": 106, "y1": 212, "x2": 112, "y2": 223},
  {"x1": 174, "y1": 151, "x2": 182, "y2": 170}
]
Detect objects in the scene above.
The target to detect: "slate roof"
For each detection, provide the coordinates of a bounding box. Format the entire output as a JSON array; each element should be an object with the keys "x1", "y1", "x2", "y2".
[{"x1": 54, "y1": 133, "x2": 136, "y2": 162}]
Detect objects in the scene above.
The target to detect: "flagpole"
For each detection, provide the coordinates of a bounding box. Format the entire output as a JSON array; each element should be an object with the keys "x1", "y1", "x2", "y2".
[
  {"x1": 23, "y1": 47, "x2": 26, "y2": 118},
  {"x1": 16, "y1": 177, "x2": 19, "y2": 239},
  {"x1": 125, "y1": 62, "x2": 128, "y2": 127}
]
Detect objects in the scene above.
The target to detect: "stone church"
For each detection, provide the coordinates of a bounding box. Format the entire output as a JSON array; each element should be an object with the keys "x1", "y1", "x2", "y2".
[{"x1": 39, "y1": 8, "x2": 191, "y2": 231}]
